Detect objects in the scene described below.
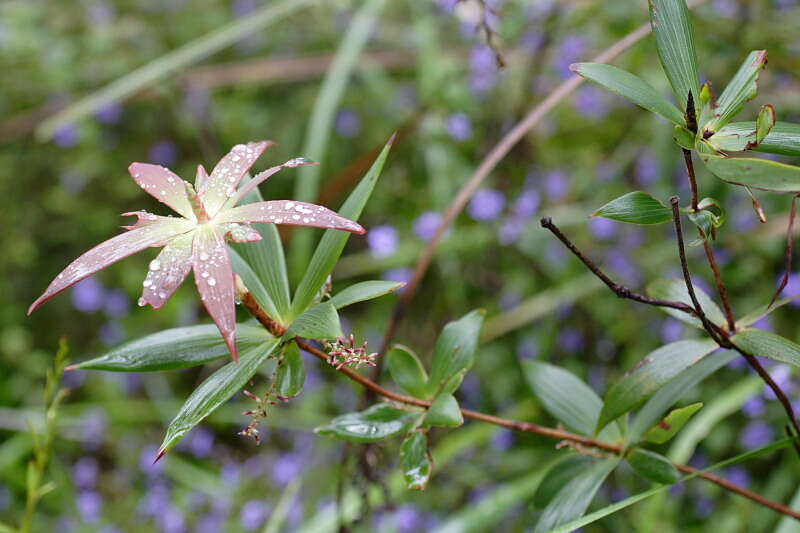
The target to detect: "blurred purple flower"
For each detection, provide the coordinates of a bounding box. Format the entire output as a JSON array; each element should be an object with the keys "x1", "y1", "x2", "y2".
[
  {"x1": 470, "y1": 46, "x2": 499, "y2": 95},
  {"x1": 73, "y1": 457, "x2": 99, "y2": 490},
  {"x1": 335, "y1": 109, "x2": 361, "y2": 138},
  {"x1": 438, "y1": 0, "x2": 459, "y2": 12},
  {"x1": 490, "y1": 429, "x2": 515, "y2": 451},
  {"x1": 196, "y1": 512, "x2": 226, "y2": 533},
  {"x1": 740, "y1": 421, "x2": 774, "y2": 449},
  {"x1": 597, "y1": 161, "x2": 616, "y2": 182},
  {"x1": 588, "y1": 364, "x2": 606, "y2": 392},
  {"x1": 240, "y1": 500, "x2": 269, "y2": 531},
  {"x1": 81, "y1": 409, "x2": 107, "y2": 450},
  {"x1": 367, "y1": 225, "x2": 399, "y2": 258},
  {"x1": 499, "y1": 290, "x2": 522, "y2": 311},
  {"x1": 139, "y1": 445, "x2": 164, "y2": 477},
  {"x1": 574, "y1": 85, "x2": 610, "y2": 119},
  {"x1": 54, "y1": 125, "x2": 80, "y2": 148},
  {"x1": 71, "y1": 277, "x2": 106, "y2": 313},
  {"x1": 544, "y1": 170, "x2": 569, "y2": 201},
  {"x1": 621, "y1": 229, "x2": 645, "y2": 251},
  {"x1": 94, "y1": 102, "x2": 123, "y2": 125},
  {"x1": 468, "y1": 188, "x2": 506, "y2": 221},
  {"x1": 99, "y1": 321, "x2": 125, "y2": 346},
  {"x1": 555, "y1": 36, "x2": 586, "y2": 78},
  {"x1": 521, "y1": 30, "x2": 545, "y2": 52},
  {"x1": 764, "y1": 364, "x2": 794, "y2": 400},
  {"x1": 732, "y1": 208, "x2": 758, "y2": 233},
  {"x1": 713, "y1": 0, "x2": 738, "y2": 17},
  {"x1": 517, "y1": 337, "x2": 539, "y2": 360},
  {"x1": 661, "y1": 319, "x2": 684, "y2": 343},
  {"x1": 635, "y1": 151, "x2": 660, "y2": 186},
  {"x1": 589, "y1": 217, "x2": 617, "y2": 240},
  {"x1": 777, "y1": 272, "x2": 800, "y2": 307},
  {"x1": 514, "y1": 189, "x2": 540, "y2": 218},
  {"x1": 233, "y1": 0, "x2": 258, "y2": 17},
  {"x1": 498, "y1": 217, "x2": 524, "y2": 245},
  {"x1": 86, "y1": 2, "x2": 115, "y2": 25},
  {"x1": 695, "y1": 496, "x2": 714, "y2": 518},
  {"x1": 77, "y1": 491, "x2": 103, "y2": 523},
  {"x1": 395, "y1": 505, "x2": 425, "y2": 533},
  {"x1": 558, "y1": 328, "x2": 584, "y2": 353},
  {"x1": 161, "y1": 505, "x2": 187, "y2": 533},
  {"x1": 222, "y1": 461, "x2": 241, "y2": 486},
  {"x1": 751, "y1": 315, "x2": 772, "y2": 331},
  {"x1": 148, "y1": 140, "x2": 179, "y2": 167},
  {"x1": 188, "y1": 427, "x2": 215, "y2": 458},
  {"x1": 103, "y1": 289, "x2": 130, "y2": 318},
  {"x1": 272, "y1": 453, "x2": 304, "y2": 486},
  {"x1": 446, "y1": 113, "x2": 473, "y2": 141},
  {"x1": 413, "y1": 211, "x2": 444, "y2": 241},
  {"x1": 184, "y1": 87, "x2": 211, "y2": 120},
  {"x1": 742, "y1": 395, "x2": 766, "y2": 418},
  {"x1": 726, "y1": 466, "x2": 752, "y2": 488}
]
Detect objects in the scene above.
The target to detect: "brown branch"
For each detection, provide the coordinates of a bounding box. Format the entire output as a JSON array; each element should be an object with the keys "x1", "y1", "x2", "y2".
[
  {"x1": 682, "y1": 148, "x2": 700, "y2": 211},
  {"x1": 771, "y1": 194, "x2": 800, "y2": 307},
  {"x1": 702, "y1": 239, "x2": 737, "y2": 332},
  {"x1": 237, "y1": 288, "x2": 800, "y2": 521}
]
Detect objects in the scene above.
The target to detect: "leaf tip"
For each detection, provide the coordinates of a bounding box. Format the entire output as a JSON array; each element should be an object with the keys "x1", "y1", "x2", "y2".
[
  {"x1": 153, "y1": 448, "x2": 167, "y2": 464},
  {"x1": 64, "y1": 363, "x2": 78, "y2": 372},
  {"x1": 387, "y1": 131, "x2": 399, "y2": 147}
]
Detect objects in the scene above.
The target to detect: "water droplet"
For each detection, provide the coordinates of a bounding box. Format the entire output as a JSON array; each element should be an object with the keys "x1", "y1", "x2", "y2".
[
  {"x1": 208, "y1": 277, "x2": 217, "y2": 287},
  {"x1": 149, "y1": 260, "x2": 161, "y2": 271},
  {"x1": 137, "y1": 297, "x2": 146, "y2": 307},
  {"x1": 143, "y1": 279, "x2": 152, "y2": 287},
  {"x1": 199, "y1": 252, "x2": 210, "y2": 261}
]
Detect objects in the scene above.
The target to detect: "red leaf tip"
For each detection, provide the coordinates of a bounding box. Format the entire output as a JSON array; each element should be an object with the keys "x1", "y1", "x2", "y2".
[{"x1": 154, "y1": 449, "x2": 167, "y2": 464}]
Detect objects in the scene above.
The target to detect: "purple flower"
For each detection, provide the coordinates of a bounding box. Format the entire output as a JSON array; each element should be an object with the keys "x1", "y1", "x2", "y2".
[
  {"x1": 80, "y1": 409, "x2": 107, "y2": 450},
  {"x1": 764, "y1": 364, "x2": 793, "y2": 400},
  {"x1": 139, "y1": 445, "x2": 164, "y2": 477},
  {"x1": 233, "y1": 0, "x2": 258, "y2": 17},
  {"x1": 161, "y1": 505, "x2": 187, "y2": 533},
  {"x1": 490, "y1": 429, "x2": 515, "y2": 451},
  {"x1": 73, "y1": 457, "x2": 99, "y2": 489},
  {"x1": 71, "y1": 277, "x2": 106, "y2": 313},
  {"x1": 498, "y1": 217, "x2": 524, "y2": 245},
  {"x1": 517, "y1": 337, "x2": 539, "y2": 360},
  {"x1": 778, "y1": 272, "x2": 800, "y2": 307},
  {"x1": 271, "y1": 453, "x2": 304, "y2": 486},
  {"x1": 240, "y1": 500, "x2": 269, "y2": 531},
  {"x1": 521, "y1": 30, "x2": 545, "y2": 52},
  {"x1": 574, "y1": 85, "x2": 610, "y2": 119},
  {"x1": 751, "y1": 315, "x2": 772, "y2": 331},
  {"x1": 544, "y1": 170, "x2": 569, "y2": 201},
  {"x1": 85, "y1": 2, "x2": 115, "y2": 25},
  {"x1": 514, "y1": 189, "x2": 540, "y2": 218},
  {"x1": 222, "y1": 461, "x2": 241, "y2": 486},
  {"x1": 558, "y1": 328, "x2": 584, "y2": 353},
  {"x1": 713, "y1": 0, "x2": 738, "y2": 17},
  {"x1": 99, "y1": 321, "x2": 125, "y2": 346},
  {"x1": 597, "y1": 161, "x2": 616, "y2": 182},
  {"x1": 413, "y1": 211, "x2": 444, "y2": 241},
  {"x1": 470, "y1": 46, "x2": 499, "y2": 95},
  {"x1": 661, "y1": 319, "x2": 684, "y2": 343},
  {"x1": 468, "y1": 189, "x2": 506, "y2": 221},
  {"x1": 103, "y1": 289, "x2": 130, "y2": 318},
  {"x1": 605, "y1": 251, "x2": 642, "y2": 286},
  {"x1": 742, "y1": 396, "x2": 765, "y2": 418},
  {"x1": 95, "y1": 102, "x2": 123, "y2": 125},
  {"x1": 188, "y1": 427, "x2": 215, "y2": 458},
  {"x1": 438, "y1": 0, "x2": 459, "y2": 13},
  {"x1": 335, "y1": 109, "x2": 361, "y2": 138},
  {"x1": 726, "y1": 466, "x2": 751, "y2": 487},
  {"x1": 196, "y1": 512, "x2": 226, "y2": 533},
  {"x1": 589, "y1": 217, "x2": 617, "y2": 240},
  {"x1": 635, "y1": 151, "x2": 660, "y2": 186},
  {"x1": 77, "y1": 491, "x2": 103, "y2": 523},
  {"x1": 148, "y1": 140, "x2": 179, "y2": 167},
  {"x1": 695, "y1": 496, "x2": 714, "y2": 518},
  {"x1": 446, "y1": 113, "x2": 473, "y2": 141},
  {"x1": 53, "y1": 125, "x2": 79, "y2": 148},
  {"x1": 366, "y1": 225, "x2": 399, "y2": 258},
  {"x1": 555, "y1": 36, "x2": 585, "y2": 78},
  {"x1": 740, "y1": 421, "x2": 774, "y2": 449},
  {"x1": 395, "y1": 505, "x2": 425, "y2": 533}
]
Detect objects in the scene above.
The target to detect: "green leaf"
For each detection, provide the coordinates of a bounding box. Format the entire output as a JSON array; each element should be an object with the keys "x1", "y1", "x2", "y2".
[
  {"x1": 648, "y1": 0, "x2": 701, "y2": 115},
  {"x1": 686, "y1": 209, "x2": 714, "y2": 244},
  {"x1": 701, "y1": 152, "x2": 800, "y2": 193},
  {"x1": 756, "y1": 104, "x2": 776, "y2": 145},
  {"x1": 673, "y1": 125, "x2": 695, "y2": 150},
  {"x1": 703, "y1": 51, "x2": 768, "y2": 133},
  {"x1": 570, "y1": 63, "x2": 685, "y2": 125},
  {"x1": 275, "y1": 343, "x2": 305, "y2": 399},
  {"x1": 597, "y1": 339, "x2": 718, "y2": 433},
  {"x1": 646, "y1": 278, "x2": 726, "y2": 329},
  {"x1": 708, "y1": 121, "x2": 800, "y2": 156},
  {"x1": 291, "y1": 136, "x2": 394, "y2": 317},
  {"x1": 732, "y1": 328, "x2": 800, "y2": 368},
  {"x1": 534, "y1": 457, "x2": 619, "y2": 533},
  {"x1": 627, "y1": 448, "x2": 680, "y2": 485},
  {"x1": 229, "y1": 247, "x2": 281, "y2": 320},
  {"x1": 159, "y1": 338, "x2": 280, "y2": 453},
  {"x1": 328, "y1": 280, "x2": 405, "y2": 309},
  {"x1": 427, "y1": 310, "x2": 485, "y2": 396},
  {"x1": 643, "y1": 402, "x2": 703, "y2": 444},
  {"x1": 424, "y1": 393, "x2": 463, "y2": 428},
  {"x1": 592, "y1": 191, "x2": 673, "y2": 225},
  {"x1": 400, "y1": 432, "x2": 432, "y2": 490},
  {"x1": 533, "y1": 455, "x2": 593, "y2": 509},
  {"x1": 737, "y1": 296, "x2": 800, "y2": 328},
  {"x1": 69, "y1": 324, "x2": 272, "y2": 372},
  {"x1": 522, "y1": 361, "x2": 621, "y2": 441},
  {"x1": 315, "y1": 403, "x2": 422, "y2": 443},
  {"x1": 630, "y1": 349, "x2": 735, "y2": 439},
  {"x1": 284, "y1": 302, "x2": 343, "y2": 340},
  {"x1": 388, "y1": 345, "x2": 429, "y2": 399}
]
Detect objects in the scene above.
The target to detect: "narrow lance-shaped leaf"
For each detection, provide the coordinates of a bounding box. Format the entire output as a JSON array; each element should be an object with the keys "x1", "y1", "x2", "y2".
[
  {"x1": 570, "y1": 63, "x2": 685, "y2": 125},
  {"x1": 400, "y1": 432, "x2": 432, "y2": 490},
  {"x1": 427, "y1": 310, "x2": 485, "y2": 396},
  {"x1": 128, "y1": 163, "x2": 195, "y2": 219},
  {"x1": 275, "y1": 342, "x2": 305, "y2": 399},
  {"x1": 597, "y1": 339, "x2": 718, "y2": 433},
  {"x1": 707, "y1": 121, "x2": 800, "y2": 156},
  {"x1": 522, "y1": 361, "x2": 622, "y2": 441},
  {"x1": 284, "y1": 302, "x2": 343, "y2": 341},
  {"x1": 643, "y1": 402, "x2": 703, "y2": 444},
  {"x1": 328, "y1": 280, "x2": 405, "y2": 309},
  {"x1": 315, "y1": 403, "x2": 422, "y2": 443},
  {"x1": 732, "y1": 328, "x2": 800, "y2": 368},
  {"x1": 593, "y1": 191, "x2": 673, "y2": 225},
  {"x1": 646, "y1": 277, "x2": 726, "y2": 329},
  {"x1": 68, "y1": 324, "x2": 272, "y2": 372},
  {"x1": 648, "y1": 0, "x2": 701, "y2": 115},
  {"x1": 703, "y1": 51, "x2": 768, "y2": 133},
  {"x1": 388, "y1": 345, "x2": 429, "y2": 399},
  {"x1": 158, "y1": 338, "x2": 280, "y2": 455},
  {"x1": 701, "y1": 153, "x2": 800, "y2": 193},
  {"x1": 291, "y1": 135, "x2": 394, "y2": 317},
  {"x1": 534, "y1": 457, "x2": 619, "y2": 533},
  {"x1": 626, "y1": 448, "x2": 680, "y2": 485},
  {"x1": 737, "y1": 296, "x2": 800, "y2": 328}
]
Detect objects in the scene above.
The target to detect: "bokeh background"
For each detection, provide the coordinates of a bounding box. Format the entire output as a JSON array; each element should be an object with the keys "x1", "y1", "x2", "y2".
[{"x1": 3, "y1": 0, "x2": 800, "y2": 531}]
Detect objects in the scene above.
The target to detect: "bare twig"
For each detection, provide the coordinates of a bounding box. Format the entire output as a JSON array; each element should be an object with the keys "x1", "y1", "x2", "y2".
[
  {"x1": 702, "y1": 239, "x2": 737, "y2": 332},
  {"x1": 771, "y1": 194, "x2": 800, "y2": 307}
]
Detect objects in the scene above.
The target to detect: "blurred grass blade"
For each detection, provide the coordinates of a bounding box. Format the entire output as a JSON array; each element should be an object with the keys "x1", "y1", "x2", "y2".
[
  {"x1": 36, "y1": 0, "x2": 319, "y2": 140},
  {"x1": 289, "y1": 0, "x2": 388, "y2": 278},
  {"x1": 550, "y1": 437, "x2": 798, "y2": 532},
  {"x1": 732, "y1": 328, "x2": 800, "y2": 368},
  {"x1": 598, "y1": 339, "x2": 718, "y2": 433},
  {"x1": 571, "y1": 63, "x2": 685, "y2": 125},
  {"x1": 522, "y1": 361, "x2": 621, "y2": 441},
  {"x1": 427, "y1": 310, "x2": 485, "y2": 396},
  {"x1": 643, "y1": 402, "x2": 703, "y2": 444},
  {"x1": 315, "y1": 403, "x2": 422, "y2": 443},
  {"x1": 262, "y1": 478, "x2": 302, "y2": 533},
  {"x1": 328, "y1": 280, "x2": 405, "y2": 309},
  {"x1": 284, "y1": 302, "x2": 342, "y2": 340},
  {"x1": 646, "y1": 277, "x2": 726, "y2": 329},
  {"x1": 159, "y1": 338, "x2": 280, "y2": 454},
  {"x1": 70, "y1": 324, "x2": 272, "y2": 372},
  {"x1": 291, "y1": 137, "x2": 394, "y2": 316},
  {"x1": 709, "y1": 121, "x2": 800, "y2": 156},
  {"x1": 704, "y1": 51, "x2": 768, "y2": 132},
  {"x1": 648, "y1": 0, "x2": 701, "y2": 115},
  {"x1": 534, "y1": 457, "x2": 619, "y2": 533},
  {"x1": 701, "y1": 153, "x2": 800, "y2": 193},
  {"x1": 593, "y1": 191, "x2": 673, "y2": 225},
  {"x1": 400, "y1": 432, "x2": 432, "y2": 490}
]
